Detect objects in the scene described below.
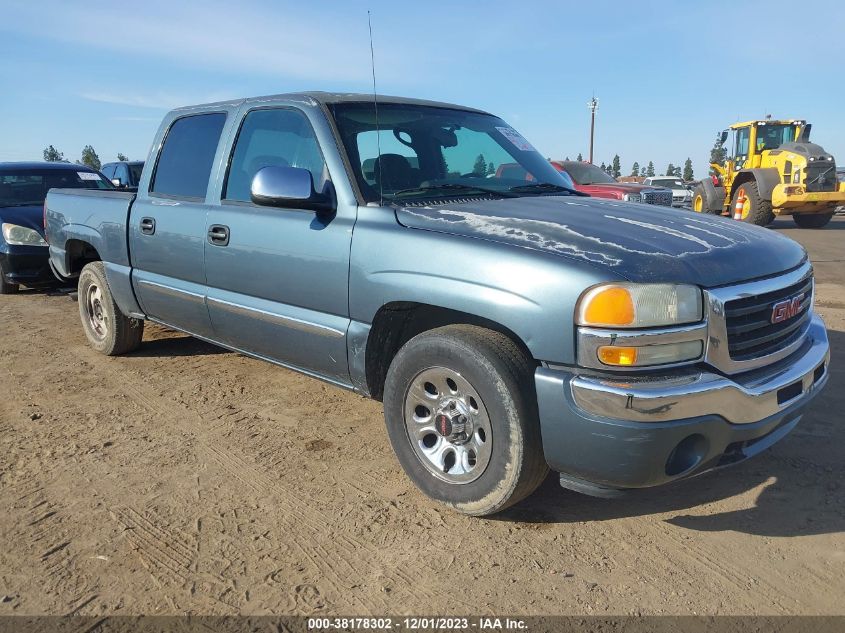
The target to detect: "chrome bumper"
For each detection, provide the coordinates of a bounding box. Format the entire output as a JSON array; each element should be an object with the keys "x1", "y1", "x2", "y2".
[{"x1": 570, "y1": 313, "x2": 829, "y2": 425}]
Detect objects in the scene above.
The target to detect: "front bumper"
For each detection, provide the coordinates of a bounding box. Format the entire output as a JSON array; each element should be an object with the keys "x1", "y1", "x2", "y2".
[
  {"x1": 0, "y1": 246, "x2": 55, "y2": 287},
  {"x1": 772, "y1": 187, "x2": 845, "y2": 212},
  {"x1": 536, "y1": 315, "x2": 829, "y2": 493}
]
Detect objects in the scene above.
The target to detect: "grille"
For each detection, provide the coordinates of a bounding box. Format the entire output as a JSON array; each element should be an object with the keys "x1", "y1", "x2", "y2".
[
  {"x1": 805, "y1": 160, "x2": 837, "y2": 192},
  {"x1": 641, "y1": 190, "x2": 673, "y2": 207},
  {"x1": 724, "y1": 273, "x2": 813, "y2": 361}
]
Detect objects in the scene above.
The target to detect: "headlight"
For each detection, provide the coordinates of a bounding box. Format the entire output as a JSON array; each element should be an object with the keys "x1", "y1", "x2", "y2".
[
  {"x1": 576, "y1": 283, "x2": 703, "y2": 328},
  {"x1": 623, "y1": 193, "x2": 641, "y2": 203},
  {"x1": 1, "y1": 223, "x2": 47, "y2": 246}
]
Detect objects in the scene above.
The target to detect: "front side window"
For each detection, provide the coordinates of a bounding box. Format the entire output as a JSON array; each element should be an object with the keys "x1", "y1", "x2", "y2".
[
  {"x1": 128, "y1": 163, "x2": 144, "y2": 186},
  {"x1": 0, "y1": 169, "x2": 113, "y2": 207},
  {"x1": 330, "y1": 102, "x2": 573, "y2": 203},
  {"x1": 224, "y1": 108, "x2": 327, "y2": 202},
  {"x1": 151, "y1": 112, "x2": 226, "y2": 198}
]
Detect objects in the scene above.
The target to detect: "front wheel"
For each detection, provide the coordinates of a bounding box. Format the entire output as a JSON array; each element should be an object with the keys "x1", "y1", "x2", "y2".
[
  {"x1": 793, "y1": 211, "x2": 834, "y2": 228},
  {"x1": 78, "y1": 262, "x2": 144, "y2": 355},
  {"x1": 383, "y1": 325, "x2": 548, "y2": 516},
  {"x1": 731, "y1": 181, "x2": 774, "y2": 226}
]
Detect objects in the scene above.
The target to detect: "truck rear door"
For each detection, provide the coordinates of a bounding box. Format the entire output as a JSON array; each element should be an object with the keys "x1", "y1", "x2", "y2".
[
  {"x1": 203, "y1": 104, "x2": 354, "y2": 383},
  {"x1": 128, "y1": 111, "x2": 230, "y2": 338}
]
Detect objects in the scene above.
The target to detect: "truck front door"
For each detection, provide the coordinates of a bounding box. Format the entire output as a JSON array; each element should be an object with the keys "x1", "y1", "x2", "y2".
[{"x1": 203, "y1": 106, "x2": 354, "y2": 384}]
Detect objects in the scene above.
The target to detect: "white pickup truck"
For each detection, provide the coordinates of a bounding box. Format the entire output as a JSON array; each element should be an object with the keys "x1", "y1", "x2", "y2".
[{"x1": 643, "y1": 176, "x2": 693, "y2": 208}]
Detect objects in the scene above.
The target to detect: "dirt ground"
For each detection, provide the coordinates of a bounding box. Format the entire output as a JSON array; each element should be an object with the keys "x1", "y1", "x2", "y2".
[{"x1": 1, "y1": 217, "x2": 843, "y2": 617}]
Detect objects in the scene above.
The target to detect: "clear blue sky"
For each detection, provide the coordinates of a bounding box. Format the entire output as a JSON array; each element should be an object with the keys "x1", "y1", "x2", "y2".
[{"x1": 2, "y1": 0, "x2": 843, "y2": 180}]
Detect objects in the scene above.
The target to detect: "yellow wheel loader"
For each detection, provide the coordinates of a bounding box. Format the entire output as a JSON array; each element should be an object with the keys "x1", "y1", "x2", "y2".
[{"x1": 691, "y1": 119, "x2": 845, "y2": 228}]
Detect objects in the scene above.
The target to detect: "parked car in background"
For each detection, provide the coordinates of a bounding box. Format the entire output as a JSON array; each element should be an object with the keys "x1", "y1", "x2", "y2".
[
  {"x1": 0, "y1": 162, "x2": 113, "y2": 293},
  {"x1": 643, "y1": 176, "x2": 693, "y2": 207},
  {"x1": 495, "y1": 162, "x2": 578, "y2": 190},
  {"x1": 101, "y1": 161, "x2": 144, "y2": 189},
  {"x1": 551, "y1": 160, "x2": 673, "y2": 206},
  {"x1": 46, "y1": 92, "x2": 829, "y2": 516}
]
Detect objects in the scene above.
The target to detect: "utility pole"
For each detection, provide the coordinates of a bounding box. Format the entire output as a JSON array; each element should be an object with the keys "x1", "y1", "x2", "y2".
[{"x1": 587, "y1": 95, "x2": 599, "y2": 164}]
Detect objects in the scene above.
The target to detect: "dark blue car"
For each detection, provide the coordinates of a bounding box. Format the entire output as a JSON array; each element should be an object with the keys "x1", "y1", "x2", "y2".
[{"x1": 0, "y1": 162, "x2": 113, "y2": 293}]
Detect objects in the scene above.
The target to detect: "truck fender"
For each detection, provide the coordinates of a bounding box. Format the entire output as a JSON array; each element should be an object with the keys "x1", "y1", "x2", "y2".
[
  {"x1": 698, "y1": 178, "x2": 726, "y2": 212},
  {"x1": 737, "y1": 168, "x2": 781, "y2": 201}
]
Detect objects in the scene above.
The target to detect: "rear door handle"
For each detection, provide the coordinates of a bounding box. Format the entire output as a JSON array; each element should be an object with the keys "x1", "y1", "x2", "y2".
[
  {"x1": 207, "y1": 224, "x2": 230, "y2": 246},
  {"x1": 139, "y1": 217, "x2": 156, "y2": 235}
]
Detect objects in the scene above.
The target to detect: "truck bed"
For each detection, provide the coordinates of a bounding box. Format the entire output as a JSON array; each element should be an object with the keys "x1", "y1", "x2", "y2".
[{"x1": 45, "y1": 188, "x2": 137, "y2": 274}]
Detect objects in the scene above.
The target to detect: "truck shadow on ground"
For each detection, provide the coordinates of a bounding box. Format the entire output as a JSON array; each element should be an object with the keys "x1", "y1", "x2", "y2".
[
  {"x1": 769, "y1": 217, "x2": 845, "y2": 230},
  {"x1": 127, "y1": 333, "x2": 231, "y2": 358},
  {"x1": 501, "y1": 329, "x2": 845, "y2": 538}
]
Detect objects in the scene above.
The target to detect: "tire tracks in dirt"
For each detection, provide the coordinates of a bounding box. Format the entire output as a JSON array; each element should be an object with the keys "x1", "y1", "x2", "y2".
[{"x1": 63, "y1": 339, "x2": 459, "y2": 613}]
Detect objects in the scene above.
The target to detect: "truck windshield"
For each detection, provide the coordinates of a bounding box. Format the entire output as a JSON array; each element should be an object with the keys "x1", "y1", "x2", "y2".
[
  {"x1": 652, "y1": 179, "x2": 685, "y2": 188},
  {"x1": 329, "y1": 102, "x2": 574, "y2": 203},
  {"x1": 0, "y1": 168, "x2": 114, "y2": 207},
  {"x1": 756, "y1": 124, "x2": 798, "y2": 151},
  {"x1": 563, "y1": 162, "x2": 618, "y2": 185}
]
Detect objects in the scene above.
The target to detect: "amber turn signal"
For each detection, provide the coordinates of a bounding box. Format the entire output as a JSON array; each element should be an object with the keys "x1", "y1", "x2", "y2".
[
  {"x1": 580, "y1": 287, "x2": 635, "y2": 327},
  {"x1": 597, "y1": 346, "x2": 638, "y2": 366}
]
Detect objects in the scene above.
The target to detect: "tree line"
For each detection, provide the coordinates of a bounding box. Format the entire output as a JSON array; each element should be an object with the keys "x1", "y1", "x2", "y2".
[
  {"x1": 42, "y1": 145, "x2": 130, "y2": 171},
  {"x1": 565, "y1": 153, "x2": 696, "y2": 181}
]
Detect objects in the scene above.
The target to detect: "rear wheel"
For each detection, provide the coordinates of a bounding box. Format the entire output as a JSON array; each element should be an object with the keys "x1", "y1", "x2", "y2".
[
  {"x1": 793, "y1": 211, "x2": 834, "y2": 228},
  {"x1": 691, "y1": 185, "x2": 719, "y2": 214},
  {"x1": 78, "y1": 262, "x2": 144, "y2": 355},
  {"x1": 731, "y1": 181, "x2": 774, "y2": 226},
  {"x1": 0, "y1": 262, "x2": 20, "y2": 294},
  {"x1": 383, "y1": 325, "x2": 548, "y2": 516}
]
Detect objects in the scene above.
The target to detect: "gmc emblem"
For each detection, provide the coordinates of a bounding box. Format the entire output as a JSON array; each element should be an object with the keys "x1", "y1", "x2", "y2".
[{"x1": 771, "y1": 294, "x2": 803, "y2": 324}]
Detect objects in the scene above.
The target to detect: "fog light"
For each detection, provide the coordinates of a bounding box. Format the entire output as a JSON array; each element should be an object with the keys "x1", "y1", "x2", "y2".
[{"x1": 597, "y1": 341, "x2": 702, "y2": 367}]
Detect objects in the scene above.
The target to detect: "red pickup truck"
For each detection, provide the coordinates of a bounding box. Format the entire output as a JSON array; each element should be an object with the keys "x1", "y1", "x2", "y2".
[{"x1": 551, "y1": 160, "x2": 673, "y2": 206}]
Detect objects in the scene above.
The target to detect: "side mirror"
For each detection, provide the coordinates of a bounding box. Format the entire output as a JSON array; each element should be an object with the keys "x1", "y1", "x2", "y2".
[
  {"x1": 112, "y1": 178, "x2": 123, "y2": 187},
  {"x1": 718, "y1": 130, "x2": 729, "y2": 145},
  {"x1": 250, "y1": 166, "x2": 334, "y2": 213}
]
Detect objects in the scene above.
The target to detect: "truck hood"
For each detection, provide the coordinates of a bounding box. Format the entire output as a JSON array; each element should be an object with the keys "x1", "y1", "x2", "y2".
[
  {"x1": 394, "y1": 196, "x2": 807, "y2": 287},
  {"x1": 581, "y1": 182, "x2": 657, "y2": 193},
  {"x1": 0, "y1": 204, "x2": 46, "y2": 237}
]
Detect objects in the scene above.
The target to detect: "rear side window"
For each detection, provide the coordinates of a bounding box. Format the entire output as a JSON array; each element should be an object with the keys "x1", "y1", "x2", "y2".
[{"x1": 151, "y1": 113, "x2": 226, "y2": 198}]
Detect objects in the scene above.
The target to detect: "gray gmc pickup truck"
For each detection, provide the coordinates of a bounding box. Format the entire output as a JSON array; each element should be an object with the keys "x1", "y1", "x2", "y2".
[{"x1": 45, "y1": 92, "x2": 830, "y2": 515}]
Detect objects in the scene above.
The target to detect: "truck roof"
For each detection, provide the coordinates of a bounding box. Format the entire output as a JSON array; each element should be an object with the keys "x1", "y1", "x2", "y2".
[
  {"x1": 171, "y1": 91, "x2": 491, "y2": 115},
  {"x1": 0, "y1": 161, "x2": 97, "y2": 171},
  {"x1": 729, "y1": 119, "x2": 805, "y2": 129}
]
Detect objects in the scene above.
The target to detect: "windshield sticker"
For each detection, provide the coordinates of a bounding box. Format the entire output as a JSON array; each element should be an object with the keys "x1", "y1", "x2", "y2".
[
  {"x1": 496, "y1": 126, "x2": 534, "y2": 152},
  {"x1": 77, "y1": 172, "x2": 101, "y2": 181}
]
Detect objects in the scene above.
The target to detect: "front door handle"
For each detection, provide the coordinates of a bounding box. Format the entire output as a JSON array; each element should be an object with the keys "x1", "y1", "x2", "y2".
[
  {"x1": 139, "y1": 217, "x2": 156, "y2": 235},
  {"x1": 207, "y1": 224, "x2": 230, "y2": 246}
]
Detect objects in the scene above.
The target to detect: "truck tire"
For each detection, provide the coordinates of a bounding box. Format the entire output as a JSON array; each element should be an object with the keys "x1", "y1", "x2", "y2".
[
  {"x1": 793, "y1": 211, "x2": 834, "y2": 228},
  {"x1": 731, "y1": 181, "x2": 774, "y2": 226},
  {"x1": 383, "y1": 325, "x2": 548, "y2": 516},
  {"x1": 691, "y1": 185, "x2": 719, "y2": 214},
  {"x1": 78, "y1": 261, "x2": 144, "y2": 355},
  {"x1": 0, "y1": 262, "x2": 20, "y2": 294}
]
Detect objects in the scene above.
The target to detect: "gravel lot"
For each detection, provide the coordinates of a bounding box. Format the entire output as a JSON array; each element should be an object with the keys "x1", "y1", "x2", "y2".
[{"x1": 1, "y1": 217, "x2": 843, "y2": 616}]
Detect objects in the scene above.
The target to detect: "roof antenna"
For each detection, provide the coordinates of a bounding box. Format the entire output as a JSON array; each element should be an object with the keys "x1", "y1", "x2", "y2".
[{"x1": 368, "y1": 10, "x2": 383, "y2": 206}]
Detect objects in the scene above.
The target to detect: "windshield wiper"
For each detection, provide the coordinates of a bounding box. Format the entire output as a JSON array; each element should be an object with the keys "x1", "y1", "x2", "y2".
[
  {"x1": 0, "y1": 202, "x2": 43, "y2": 208},
  {"x1": 391, "y1": 183, "x2": 518, "y2": 199},
  {"x1": 507, "y1": 182, "x2": 585, "y2": 196}
]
